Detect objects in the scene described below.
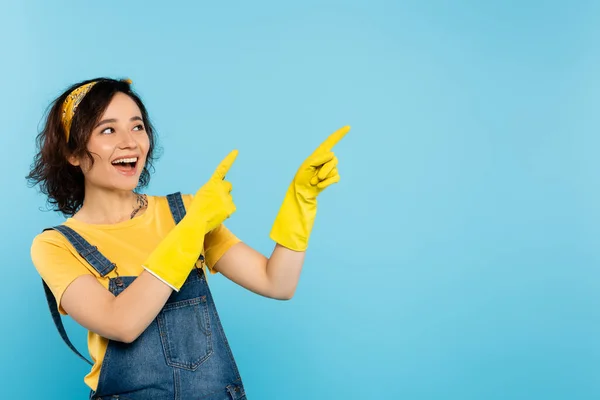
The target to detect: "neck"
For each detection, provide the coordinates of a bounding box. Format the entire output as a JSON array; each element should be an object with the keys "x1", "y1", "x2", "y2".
[{"x1": 73, "y1": 186, "x2": 143, "y2": 225}]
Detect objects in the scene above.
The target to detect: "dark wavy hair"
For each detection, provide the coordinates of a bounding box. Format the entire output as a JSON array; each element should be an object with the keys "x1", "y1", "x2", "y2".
[{"x1": 26, "y1": 77, "x2": 159, "y2": 217}]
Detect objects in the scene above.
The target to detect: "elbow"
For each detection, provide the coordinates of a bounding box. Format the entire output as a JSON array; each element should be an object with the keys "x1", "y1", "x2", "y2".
[
  {"x1": 271, "y1": 288, "x2": 296, "y2": 301},
  {"x1": 97, "y1": 326, "x2": 138, "y2": 344},
  {"x1": 116, "y1": 327, "x2": 142, "y2": 344},
  {"x1": 109, "y1": 321, "x2": 144, "y2": 344},
  {"x1": 118, "y1": 331, "x2": 138, "y2": 344},
  {"x1": 264, "y1": 276, "x2": 298, "y2": 300},
  {"x1": 104, "y1": 309, "x2": 142, "y2": 344},
  {"x1": 280, "y1": 291, "x2": 295, "y2": 301}
]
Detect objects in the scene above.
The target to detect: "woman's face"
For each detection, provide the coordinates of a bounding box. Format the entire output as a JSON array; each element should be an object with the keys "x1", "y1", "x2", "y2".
[{"x1": 70, "y1": 92, "x2": 150, "y2": 192}]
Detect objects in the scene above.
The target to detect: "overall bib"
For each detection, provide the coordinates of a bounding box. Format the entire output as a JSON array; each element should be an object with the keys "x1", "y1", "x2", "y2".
[{"x1": 42, "y1": 192, "x2": 247, "y2": 399}]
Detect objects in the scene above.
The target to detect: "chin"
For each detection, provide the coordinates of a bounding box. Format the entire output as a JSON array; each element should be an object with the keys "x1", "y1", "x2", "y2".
[{"x1": 111, "y1": 177, "x2": 142, "y2": 192}]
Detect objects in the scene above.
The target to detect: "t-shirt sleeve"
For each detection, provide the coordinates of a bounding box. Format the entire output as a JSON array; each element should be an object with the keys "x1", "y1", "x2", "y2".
[
  {"x1": 181, "y1": 193, "x2": 242, "y2": 273},
  {"x1": 30, "y1": 231, "x2": 95, "y2": 315},
  {"x1": 203, "y1": 224, "x2": 241, "y2": 273}
]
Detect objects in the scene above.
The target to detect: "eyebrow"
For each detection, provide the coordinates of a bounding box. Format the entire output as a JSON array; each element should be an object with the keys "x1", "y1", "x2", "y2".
[{"x1": 95, "y1": 116, "x2": 143, "y2": 128}]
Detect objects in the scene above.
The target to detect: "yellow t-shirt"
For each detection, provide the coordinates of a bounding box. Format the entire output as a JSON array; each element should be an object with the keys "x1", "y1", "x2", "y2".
[{"x1": 30, "y1": 194, "x2": 240, "y2": 391}]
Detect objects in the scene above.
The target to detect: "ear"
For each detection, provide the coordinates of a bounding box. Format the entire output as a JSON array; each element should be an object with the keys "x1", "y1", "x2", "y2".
[{"x1": 68, "y1": 154, "x2": 80, "y2": 167}]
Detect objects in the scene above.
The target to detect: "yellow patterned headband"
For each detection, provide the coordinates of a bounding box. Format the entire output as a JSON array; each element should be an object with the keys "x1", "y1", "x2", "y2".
[{"x1": 61, "y1": 78, "x2": 132, "y2": 142}]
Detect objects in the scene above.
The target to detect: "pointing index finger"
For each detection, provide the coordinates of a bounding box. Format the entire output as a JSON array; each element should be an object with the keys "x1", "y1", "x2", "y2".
[
  {"x1": 315, "y1": 125, "x2": 350, "y2": 153},
  {"x1": 212, "y1": 149, "x2": 238, "y2": 180}
]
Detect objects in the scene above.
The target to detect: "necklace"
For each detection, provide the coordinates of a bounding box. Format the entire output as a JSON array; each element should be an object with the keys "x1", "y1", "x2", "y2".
[{"x1": 130, "y1": 193, "x2": 148, "y2": 219}]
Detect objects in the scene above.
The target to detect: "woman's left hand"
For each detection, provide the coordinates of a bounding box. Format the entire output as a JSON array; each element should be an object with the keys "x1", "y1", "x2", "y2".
[{"x1": 269, "y1": 125, "x2": 350, "y2": 251}]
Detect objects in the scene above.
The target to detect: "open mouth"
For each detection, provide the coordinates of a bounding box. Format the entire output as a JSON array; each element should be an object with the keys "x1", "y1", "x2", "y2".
[{"x1": 111, "y1": 157, "x2": 138, "y2": 175}]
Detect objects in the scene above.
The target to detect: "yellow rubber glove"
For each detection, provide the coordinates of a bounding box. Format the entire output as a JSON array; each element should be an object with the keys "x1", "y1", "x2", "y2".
[
  {"x1": 270, "y1": 126, "x2": 349, "y2": 251},
  {"x1": 143, "y1": 150, "x2": 238, "y2": 291}
]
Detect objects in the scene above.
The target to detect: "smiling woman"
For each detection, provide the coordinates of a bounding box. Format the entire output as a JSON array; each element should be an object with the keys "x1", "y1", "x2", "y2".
[{"x1": 26, "y1": 77, "x2": 348, "y2": 399}]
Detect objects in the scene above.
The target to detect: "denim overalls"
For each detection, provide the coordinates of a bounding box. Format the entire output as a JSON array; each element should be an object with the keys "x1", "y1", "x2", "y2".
[{"x1": 41, "y1": 192, "x2": 247, "y2": 399}]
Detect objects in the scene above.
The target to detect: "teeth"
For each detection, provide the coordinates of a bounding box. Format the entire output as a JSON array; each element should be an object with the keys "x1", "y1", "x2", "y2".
[{"x1": 112, "y1": 157, "x2": 138, "y2": 164}]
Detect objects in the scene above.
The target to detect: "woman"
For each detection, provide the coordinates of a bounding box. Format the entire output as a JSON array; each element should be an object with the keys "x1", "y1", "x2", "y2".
[{"x1": 27, "y1": 77, "x2": 348, "y2": 399}]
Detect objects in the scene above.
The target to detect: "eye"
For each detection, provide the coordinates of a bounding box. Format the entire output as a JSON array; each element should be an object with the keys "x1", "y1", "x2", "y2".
[
  {"x1": 133, "y1": 124, "x2": 145, "y2": 131},
  {"x1": 100, "y1": 127, "x2": 114, "y2": 135}
]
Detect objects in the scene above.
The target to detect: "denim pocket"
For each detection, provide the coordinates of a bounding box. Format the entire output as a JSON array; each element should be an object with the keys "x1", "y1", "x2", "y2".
[{"x1": 157, "y1": 295, "x2": 213, "y2": 370}]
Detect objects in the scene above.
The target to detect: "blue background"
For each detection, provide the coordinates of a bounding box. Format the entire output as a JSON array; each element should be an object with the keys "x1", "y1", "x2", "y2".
[{"x1": 1, "y1": 0, "x2": 599, "y2": 398}]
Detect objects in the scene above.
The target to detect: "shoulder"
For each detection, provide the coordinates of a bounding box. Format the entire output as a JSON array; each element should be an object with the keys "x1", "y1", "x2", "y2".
[
  {"x1": 147, "y1": 193, "x2": 194, "y2": 225},
  {"x1": 31, "y1": 227, "x2": 71, "y2": 255},
  {"x1": 30, "y1": 225, "x2": 88, "y2": 269},
  {"x1": 30, "y1": 226, "x2": 90, "y2": 277},
  {"x1": 147, "y1": 193, "x2": 196, "y2": 230},
  {"x1": 148, "y1": 193, "x2": 194, "y2": 209}
]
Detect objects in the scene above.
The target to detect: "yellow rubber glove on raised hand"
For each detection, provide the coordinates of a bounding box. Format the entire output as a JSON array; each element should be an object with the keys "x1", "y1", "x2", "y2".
[
  {"x1": 270, "y1": 126, "x2": 349, "y2": 251},
  {"x1": 143, "y1": 150, "x2": 238, "y2": 291}
]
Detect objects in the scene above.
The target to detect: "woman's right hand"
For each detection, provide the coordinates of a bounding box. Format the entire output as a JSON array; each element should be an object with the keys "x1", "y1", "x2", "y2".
[{"x1": 188, "y1": 150, "x2": 238, "y2": 232}]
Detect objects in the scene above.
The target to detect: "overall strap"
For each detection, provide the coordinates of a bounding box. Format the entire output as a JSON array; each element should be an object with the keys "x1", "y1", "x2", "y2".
[
  {"x1": 41, "y1": 225, "x2": 117, "y2": 366},
  {"x1": 166, "y1": 191, "x2": 186, "y2": 224},
  {"x1": 42, "y1": 279, "x2": 92, "y2": 366},
  {"x1": 166, "y1": 192, "x2": 205, "y2": 265}
]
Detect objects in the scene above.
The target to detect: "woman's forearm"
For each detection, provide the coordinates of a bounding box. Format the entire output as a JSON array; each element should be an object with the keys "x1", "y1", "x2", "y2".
[{"x1": 265, "y1": 244, "x2": 306, "y2": 300}]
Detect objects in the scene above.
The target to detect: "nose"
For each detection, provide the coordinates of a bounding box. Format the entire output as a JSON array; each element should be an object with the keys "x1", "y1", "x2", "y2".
[{"x1": 117, "y1": 128, "x2": 138, "y2": 149}]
